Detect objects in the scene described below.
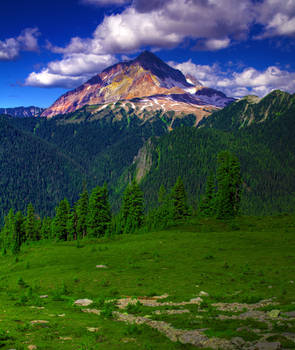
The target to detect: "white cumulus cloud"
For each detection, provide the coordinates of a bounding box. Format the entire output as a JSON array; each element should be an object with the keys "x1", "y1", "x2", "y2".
[
  {"x1": 201, "y1": 38, "x2": 231, "y2": 51},
  {"x1": 25, "y1": 0, "x2": 295, "y2": 89},
  {"x1": 47, "y1": 0, "x2": 256, "y2": 56},
  {"x1": 0, "y1": 28, "x2": 40, "y2": 61},
  {"x1": 256, "y1": 0, "x2": 295, "y2": 38},
  {"x1": 25, "y1": 53, "x2": 117, "y2": 88},
  {"x1": 171, "y1": 60, "x2": 295, "y2": 97},
  {"x1": 25, "y1": 69, "x2": 87, "y2": 89}
]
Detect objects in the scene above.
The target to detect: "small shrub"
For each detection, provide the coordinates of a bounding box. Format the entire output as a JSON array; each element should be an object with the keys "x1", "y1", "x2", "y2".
[
  {"x1": 126, "y1": 301, "x2": 143, "y2": 314},
  {"x1": 15, "y1": 294, "x2": 29, "y2": 306},
  {"x1": 17, "y1": 277, "x2": 28, "y2": 288},
  {"x1": 0, "y1": 328, "x2": 10, "y2": 341},
  {"x1": 204, "y1": 255, "x2": 214, "y2": 260},
  {"x1": 101, "y1": 279, "x2": 111, "y2": 287},
  {"x1": 266, "y1": 335, "x2": 295, "y2": 348},
  {"x1": 61, "y1": 283, "x2": 70, "y2": 295},
  {"x1": 100, "y1": 301, "x2": 117, "y2": 318},
  {"x1": 124, "y1": 323, "x2": 142, "y2": 336}
]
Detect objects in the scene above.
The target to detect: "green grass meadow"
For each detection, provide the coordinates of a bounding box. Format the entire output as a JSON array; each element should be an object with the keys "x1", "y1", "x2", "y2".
[{"x1": 0, "y1": 215, "x2": 295, "y2": 349}]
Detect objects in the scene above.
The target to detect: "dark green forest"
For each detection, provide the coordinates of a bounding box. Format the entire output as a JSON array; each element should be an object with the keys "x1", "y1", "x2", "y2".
[
  {"x1": 0, "y1": 150, "x2": 243, "y2": 254},
  {"x1": 0, "y1": 89, "x2": 295, "y2": 224}
]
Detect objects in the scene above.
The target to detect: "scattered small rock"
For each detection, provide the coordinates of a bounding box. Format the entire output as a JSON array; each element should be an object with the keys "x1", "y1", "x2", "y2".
[
  {"x1": 96, "y1": 265, "x2": 108, "y2": 269},
  {"x1": 231, "y1": 337, "x2": 245, "y2": 347},
  {"x1": 87, "y1": 327, "x2": 100, "y2": 332},
  {"x1": 28, "y1": 346, "x2": 37, "y2": 350},
  {"x1": 121, "y1": 338, "x2": 136, "y2": 343},
  {"x1": 190, "y1": 297, "x2": 203, "y2": 304},
  {"x1": 74, "y1": 299, "x2": 93, "y2": 307},
  {"x1": 199, "y1": 291, "x2": 209, "y2": 297},
  {"x1": 30, "y1": 306, "x2": 44, "y2": 310},
  {"x1": 58, "y1": 314, "x2": 65, "y2": 317},
  {"x1": 268, "y1": 285, "x2": 273, "y2": 289},
  {"x1": 283, "y1": 311, "x2": 295, "y2": 317},
  {"x1": 253, "y1": 341, "x2": 281, "y2": 350},
  {"x1": 289, "y1": 281, "x2": 294, "y2": 284},
  {"x1": 82, "y1": 308, "x2": 101, "y2": 315},
  {"x1": 267, "y1": 310, "x2": 280, "y2": 318},
  {"x1": 153, "y1": 309, "x2": 190, "y2": 315},
  {"x1": 213, "y1": 299, "x2": 276, "y2": 312},
  {"x1": 59, "y1": 337, "x2": 72, "y2": 340},
  {"x1": 39, "y1": 295, "x2": 48, "y2": 299},
  {"x1": 154, "y1": 293, "x2": 169, "y2": 299},
  {"x1": 30, "y1": 320, "x2": 49, "y2": 325}
]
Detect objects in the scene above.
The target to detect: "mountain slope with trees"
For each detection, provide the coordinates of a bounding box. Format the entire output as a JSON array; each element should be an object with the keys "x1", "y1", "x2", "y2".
[
  {"x1": 0, "y1": 116, "x2": 85, "y2": 220},
  {"x1": 0, "y1": 89, "x2": 294, "y2": 220}
]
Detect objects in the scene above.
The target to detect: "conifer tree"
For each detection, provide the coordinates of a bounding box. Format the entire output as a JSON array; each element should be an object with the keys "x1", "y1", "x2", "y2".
[
  {"x1": 1, "y1": 208, "x2": 15, "y2": 254},
  {"x1": 11, "y1": 211, "x2": 24, "y2": 254},
  {"x1": 25, "y1": 203, "x2": 37, "y2": 241},
  {"x1": 67, "y1": 209, "x2": 77, "y2": 240},
  {"x1": 148, "y1": 184, "x2": 172, "y2": 230},
  {"x1": 199, "y1": 174, "x2": 216, "y2": 217},
  {"x1": 121, "y1": 179, "x2": 144, "y2": 233},
  {"x1": 87, "y1": 184, "x2": 111, "y2": 237},
  {"x1": 75, "y1": 188, "x2": 89, "y2": 239},
  {"x1": 215, "y1": 151, "x2": 242, "y2": 219},
  {"x1": 158, "y1": 184, "x2": 167, "y2": 205},
  {"x1": 171, "y1": 176, "x2": 189, "y2": 222},
  {"x1": 54, "y1": 199, "x2": 71, "y2": 240},
  {"x1": 40, "y1": 217, "x2": 52, "y2": 240}
]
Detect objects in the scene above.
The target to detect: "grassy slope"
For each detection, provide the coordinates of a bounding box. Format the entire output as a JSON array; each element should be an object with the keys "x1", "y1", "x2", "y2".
[{"x1": 0, "y1": 216, "x2": 295, "y2": 349}]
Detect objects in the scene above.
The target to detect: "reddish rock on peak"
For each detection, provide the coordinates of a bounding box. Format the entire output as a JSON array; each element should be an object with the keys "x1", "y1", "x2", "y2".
[{"x1": 42, "y1": 51, "x2": 234, "y2": 118}]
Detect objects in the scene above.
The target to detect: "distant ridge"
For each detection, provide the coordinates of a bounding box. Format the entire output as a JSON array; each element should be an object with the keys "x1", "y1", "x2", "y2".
[{"x1": 0, "y1": 106, "x2": 45, "y2": 118}]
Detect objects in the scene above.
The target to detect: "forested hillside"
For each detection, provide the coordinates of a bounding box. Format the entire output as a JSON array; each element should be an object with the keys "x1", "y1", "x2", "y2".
[
  {"x1": 1, "y1": 89, "x2": 295, "y2": 220},
  {"x1": 0, "y1": 116, "x2": 85, "y2": 220},
  {"x1": 140, "y1": 91, "x2": 295, "y2": 214}
]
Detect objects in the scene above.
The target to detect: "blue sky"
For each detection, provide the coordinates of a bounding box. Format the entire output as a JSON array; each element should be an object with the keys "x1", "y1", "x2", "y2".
[{"x1": 0, "y1": 0, "x2": 295, "y2": 107}]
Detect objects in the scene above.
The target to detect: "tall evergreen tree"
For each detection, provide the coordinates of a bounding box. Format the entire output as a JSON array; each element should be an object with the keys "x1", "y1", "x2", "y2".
[
  {"x1": 11, "y1": 211, "x2": 24, "y2": 254},
  {"x1": 40, "y1": 217, "x2": 52, "y2": 240},
  {"x1": 158, "y1": 184, "x2": 167, "y2": 205},
  {"x1": 67, "y1": 209, "x2": 77, "y2": 240},
  {"x1": 215, "y1": 151, "x2": 242, "y2": 219},
  {"x1": 1, "y1": 208, "x2": 15, "y2": 254},
  {"x1": 147, "y1": 184, "x2": 172, "y2": 230},
  {"x1": 75, "y1": 188, "x2": 89, "y2": 239},
  {"x1": 121, "y1": 179, "x2": 144, "y2": 234},
  {"x1": 171, "y1": 176, "x2": 189, "y2": 222},
  {"x1": 25, "y1": 203, "x2": 37, "y2": 241},
  {"x1": 53, "y1": 199, "x2": 71, "y2": 240},
  {"x1": 87, "y1": 184, "x2": 111, "y2": 238},
  {"x1": 199, "y1": 174, "x2": 216, "y2": 217}
]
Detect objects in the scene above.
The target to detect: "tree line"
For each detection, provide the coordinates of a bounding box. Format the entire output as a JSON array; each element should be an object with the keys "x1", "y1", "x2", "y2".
[{"x1": 0, "y1": 150, "x2": 241, "y2": 255}]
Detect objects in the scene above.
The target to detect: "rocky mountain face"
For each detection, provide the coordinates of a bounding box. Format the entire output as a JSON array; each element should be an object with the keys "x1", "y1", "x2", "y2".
[
  {"x1": 0, "y1": 106, "x2": 44, "y2": 118},
  {"x1": 42, "y1": 51, "x2": 234, "y2": 122}
]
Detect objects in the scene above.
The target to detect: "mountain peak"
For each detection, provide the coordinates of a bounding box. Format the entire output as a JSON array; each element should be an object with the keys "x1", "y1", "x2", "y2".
[
  {"x1": 135, "y1": 50, "x2": 162, "y2": 64},
  {"x1": 42, "y1": 50, "x2": 234, "y2": 118}
]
